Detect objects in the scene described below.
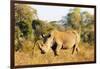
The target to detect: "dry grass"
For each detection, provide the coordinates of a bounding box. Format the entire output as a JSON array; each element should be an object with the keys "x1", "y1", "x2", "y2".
[{"x1": 15, "y1": 42, "x2": 95, "y2": 66}]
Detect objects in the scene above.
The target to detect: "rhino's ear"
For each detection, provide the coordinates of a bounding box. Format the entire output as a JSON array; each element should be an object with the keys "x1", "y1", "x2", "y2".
[
  {"x1": 47, "y1": 33, "x2": 51, "y2": 38},
  {"x1": 40, "y1": 34, "x2": 46, "y2": 39}
]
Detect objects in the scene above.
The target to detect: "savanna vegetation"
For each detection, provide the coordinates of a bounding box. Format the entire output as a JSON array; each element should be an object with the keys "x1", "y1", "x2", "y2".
[{"x1": 15, "y1": 4, "x2": 95, "y2": 66}]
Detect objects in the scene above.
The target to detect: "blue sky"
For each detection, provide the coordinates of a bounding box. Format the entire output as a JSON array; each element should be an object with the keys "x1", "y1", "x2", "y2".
[{"x1": 29, "y1": 4, "x2": 94, "y2": 21}]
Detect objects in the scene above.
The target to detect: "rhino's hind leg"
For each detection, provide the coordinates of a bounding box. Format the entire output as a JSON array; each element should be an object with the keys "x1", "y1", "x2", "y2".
[
  {"x1": 72, "y1": 44, "x2": 79, "y2": 54},
  {"x1": 72, "y1": 45, "x2": 76, "y2": 54},
  {"x1": 72, "y1": 44, "x2": 77, "y2": 54},
  {"x1": 76, "y1": 47, "x2": 80, "y2": 54}
]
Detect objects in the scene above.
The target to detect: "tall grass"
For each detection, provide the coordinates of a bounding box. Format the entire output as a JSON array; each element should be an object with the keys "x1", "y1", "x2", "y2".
[{"x1": 15, "y1": 40, "x2": 95, "y2": 66}]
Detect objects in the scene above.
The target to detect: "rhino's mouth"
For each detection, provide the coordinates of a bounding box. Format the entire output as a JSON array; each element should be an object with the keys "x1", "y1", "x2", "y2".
[
  {"x1": 41, "y1": 50, "x2": 45, "y2": 54},
  {"x1": 38, "y1": 45, "x2": 45, "y2": 54},
  {"x1": 38, "y1": 42, "x2": 46, "y2": 54}
]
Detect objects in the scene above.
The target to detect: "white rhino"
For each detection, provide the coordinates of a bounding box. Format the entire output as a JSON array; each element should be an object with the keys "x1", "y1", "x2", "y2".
[{"x1": 39, "y1": 30, "x2": 80, "y2": 56}]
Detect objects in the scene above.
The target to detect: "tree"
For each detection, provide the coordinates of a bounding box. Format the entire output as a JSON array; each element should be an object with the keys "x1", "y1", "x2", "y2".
[
  {"x1": 81, "y1": 11, "x2": 94, "y2": 25},
  {"x1": 15, "y1": 4, "x2": 37, "y2": 23},
  {"x1": 15, "y1": 4, "x2": 38, "y2": 39},
  {"x1": 80, "y1": 11, "x2": 95, "y2": 44},
  {"x1": 60, "y1": 8, "x2": 81, "y2": 32},
  {"x1": 67, "y1": 8, "x2": 81, "y2": 30}
]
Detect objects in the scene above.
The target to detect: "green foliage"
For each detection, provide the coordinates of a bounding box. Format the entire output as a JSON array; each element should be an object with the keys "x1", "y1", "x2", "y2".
[
  {"x1": 15, "y1": 4, "x2": 38, "y2": 51},
  {"x1": 15, "y1": 26, "x2": 23, "y2": 51},
  {"x1": 16, "y1": 21, "x2": 29, "y2": 38},
  {"x1": 15, "y1": 4, "x2": 37, "y2": 23},
  {"x1": 81, "y1": 31, "x2": 94, "y2": 45},
  {"x1": 81, "y1": 11, "x2": 94, "y2": 25},
  {"x1": 15, "y1": 4, "x2": 38, "y2": 39},
  {"x1": 67, "y1": 8, "x2": 81, "y2": 30},
  {"x1": 80, "y1": 11, "x2": 94, "y2": 45}
]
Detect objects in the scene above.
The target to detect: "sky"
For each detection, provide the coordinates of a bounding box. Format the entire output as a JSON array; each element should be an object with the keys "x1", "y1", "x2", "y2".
[{"x1": 29, "y1": 4, "x2": 94, "y2": 21}]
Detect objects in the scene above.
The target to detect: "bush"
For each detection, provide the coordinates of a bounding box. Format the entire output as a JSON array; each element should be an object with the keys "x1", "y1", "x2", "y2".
[
  {"x1": 16, "y1": 21, "x2": 29, "y2": 38},
  {"x1": 81, "y1": 31, "x2": 94, "y2": 45}
]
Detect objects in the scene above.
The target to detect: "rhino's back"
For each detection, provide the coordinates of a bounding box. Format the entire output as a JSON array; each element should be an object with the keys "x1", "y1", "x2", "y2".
[{"x1": 52, "y1": 30, "x2": 76, "y2": 48}]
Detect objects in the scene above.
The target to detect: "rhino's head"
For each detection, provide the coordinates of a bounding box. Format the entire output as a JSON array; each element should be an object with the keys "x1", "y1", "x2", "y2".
[
  {"x1": 38, "y1": 40, "x2": 50, "y2": 54},
  {"x1": 39, "y1": 33, "x2": 54, "y2": 54}
]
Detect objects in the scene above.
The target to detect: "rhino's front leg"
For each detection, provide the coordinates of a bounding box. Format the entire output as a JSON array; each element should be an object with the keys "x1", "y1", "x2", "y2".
[
  {"x1": 55, "y1": 43, "x2": 62, "y2": 56},
  {"x1": 72, "y1": 45, "x2": 76, "y2": 54}
]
